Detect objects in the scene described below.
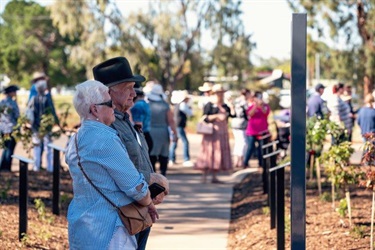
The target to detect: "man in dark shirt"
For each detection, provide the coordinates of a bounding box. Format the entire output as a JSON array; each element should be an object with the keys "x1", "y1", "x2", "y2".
[
  {"x1": 307, "y1": 83, "x2": 326, "y2": 119},
  {"x1": 93, "y1": 56, "x2": 169, "y2": 250}
]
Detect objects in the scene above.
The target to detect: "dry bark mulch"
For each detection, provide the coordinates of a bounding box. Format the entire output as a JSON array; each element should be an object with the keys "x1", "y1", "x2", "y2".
[
  {"x1": 227, "y1": 169, "x2": 371, "y2": 250},
  {"x1": 0, "y1": 170, "x2": 72, "y2": 249}
]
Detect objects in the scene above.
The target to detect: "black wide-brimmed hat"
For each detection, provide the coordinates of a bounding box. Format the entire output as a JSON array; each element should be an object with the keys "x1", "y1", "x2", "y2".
[
  {"x1": 92, "y1": 57, "x2": 145, "y2": 87},
  {"x1": 3, "y1": 85, "x2": 19, "y2": 94}
]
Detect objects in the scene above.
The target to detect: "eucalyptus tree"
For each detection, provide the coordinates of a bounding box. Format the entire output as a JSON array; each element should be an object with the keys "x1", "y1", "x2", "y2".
[
  {"x1": 0, "y1": 0, "x2": 85, "y2": 87},
  {"x1": 287, "y1": 0, "x2": 375, "y2": 96},
  {"x1": 49, "y1": 0, "x2": 123, "y2": 78},
  {"x1": 50, "y1": 0, "x2": 252, "y2": 91}
]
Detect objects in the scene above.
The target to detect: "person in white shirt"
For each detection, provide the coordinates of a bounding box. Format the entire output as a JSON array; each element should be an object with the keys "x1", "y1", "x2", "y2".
[{"x1": 169, "y1": 90, "x2": 194, "y2": 167}]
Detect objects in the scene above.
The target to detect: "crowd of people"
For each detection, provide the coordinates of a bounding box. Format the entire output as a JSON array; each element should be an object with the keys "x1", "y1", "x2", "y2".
[
  {"x1": 307, "y1": 82, "x2": 369, "y2": 143},
  {"x1": 1, "y1": 54, "x2": 373, "y2": 248},
  {"x1": 0, "y1": 71, "x2": 59, "y2": 172}
]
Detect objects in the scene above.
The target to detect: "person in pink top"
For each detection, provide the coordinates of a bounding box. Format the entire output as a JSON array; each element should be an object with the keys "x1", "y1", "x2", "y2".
[{"x1": 243, "y1": 91, "x2": 270, "y2": 168}]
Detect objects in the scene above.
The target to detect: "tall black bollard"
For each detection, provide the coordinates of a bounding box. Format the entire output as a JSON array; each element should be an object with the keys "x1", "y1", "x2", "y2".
[
  {"x1": 12, "y1": 155, "x2": 33, "y2": 241},
  {"x1": 259, "y1": 133, "x2": 271, "y2": 194},
  {"x1": 52, "y1": 148, "x2": 60, "y2": 215},
  {"x1": 290, "y1": 13, "x2": 307, "y2": 249},
  {"x1": 19, "y1": 161, "x2": 28, "y2": 240},
  {"x1": 48, "y1": 144, "x2": 66, "y2": 216}
]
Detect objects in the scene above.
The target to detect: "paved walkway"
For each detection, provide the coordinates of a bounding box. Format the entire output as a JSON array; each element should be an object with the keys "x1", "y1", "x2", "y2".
[{"x1": 147, "y1": 133, "x2": 256, "y2": 250}]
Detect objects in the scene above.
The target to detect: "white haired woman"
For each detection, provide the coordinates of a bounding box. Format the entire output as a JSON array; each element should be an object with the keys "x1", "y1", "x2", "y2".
[{"x1": 65, "y1": 80, "x2": 158, "y2": 249}]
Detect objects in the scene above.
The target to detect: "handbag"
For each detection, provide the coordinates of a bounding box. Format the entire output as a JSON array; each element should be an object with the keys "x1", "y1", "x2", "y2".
[
  {"x1": 196, "y1": 118, "x2": 213, "y2": 135},
  {"x1": 74, "y1": 135, "x2": 153, "y2": 235}
]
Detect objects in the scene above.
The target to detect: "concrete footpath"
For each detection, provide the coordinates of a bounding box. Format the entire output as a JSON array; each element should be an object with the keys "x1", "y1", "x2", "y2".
[{"x1": 146, "y1": 133, "x2": 255, "y2": 250}]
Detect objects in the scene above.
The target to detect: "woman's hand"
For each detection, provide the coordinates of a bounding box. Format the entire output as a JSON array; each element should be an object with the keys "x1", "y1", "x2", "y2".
[
  {"x1": 148, "y1": 202, "x2": 159, "y2": 223},
  {"x1": 152, "y1": 192, "x2": 166, "y2": 205}
]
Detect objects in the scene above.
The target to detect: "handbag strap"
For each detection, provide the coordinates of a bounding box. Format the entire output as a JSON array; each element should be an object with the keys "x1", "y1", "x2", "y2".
[{"x1": 74, "y1": 134, "x2": 119, "y2": 210}]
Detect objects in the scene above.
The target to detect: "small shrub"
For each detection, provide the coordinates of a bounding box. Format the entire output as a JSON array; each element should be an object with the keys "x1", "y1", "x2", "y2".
[
  {"x1": 34, "y1": 198, "x2": 55, "y2": 224},
  {"x1": 350, "y1": 225, "x2": 366, "y2": 239},
  {"x1": 337, "y1": 198, "x2": 348, "y2": 217},
  {"x1": 262, "y1": 207, "x2": 270, "y2": 216},
  {"x1": 320, "y1": 192, "x2": 331, "y2": 202},
  {"x1": 0, "y1": 179, "x2": 11, "y2": 200}
]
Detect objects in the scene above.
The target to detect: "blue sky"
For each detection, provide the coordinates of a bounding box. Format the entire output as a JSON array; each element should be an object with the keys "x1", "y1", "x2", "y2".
[{"x1": 0, "y1": 0, "x2": 294, "y2": 65}]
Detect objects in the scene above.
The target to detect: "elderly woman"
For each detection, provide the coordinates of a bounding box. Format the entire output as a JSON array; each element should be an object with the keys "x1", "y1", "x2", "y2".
[
  {"x1": 195, "y1": 84, "x2": 234, "y2": 183},
  {"x1": 65, "y1": 80, "x2": 158, "y2": 249}
]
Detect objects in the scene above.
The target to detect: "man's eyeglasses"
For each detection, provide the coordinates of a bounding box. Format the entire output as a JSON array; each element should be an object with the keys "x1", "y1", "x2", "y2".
[{"x1": 95, "y1": 100, "x2": 113, "y2": 108}]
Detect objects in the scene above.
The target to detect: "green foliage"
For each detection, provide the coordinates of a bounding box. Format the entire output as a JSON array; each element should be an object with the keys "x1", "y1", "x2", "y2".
[
  {"x1": 321, "y1": 142, "x2": 361, "y2": 187},
  {"x1": 359, "y1": 133, "x2": 375, "y2": 190},
  {"x1": 0, "y1": 178, "x2": 12, "y2": 200},
  {"x1": 0, "y1": 0, "x2": 86, "y2": 87},
  {"x1": 262, "y1": 207, "x2": 270, "y2": 216},
  {"x1": 350, "y1": 225, "x2": 366, "y2": 239},
  {"x1": 287, "y1": 0, "x2": 374, "y2": 94},
  {"x1": 337, "y1": 198, "x2": 348, "y2": 217},
  {"x1": 320, "y1": 192, "x2": 332, "y2": 202},
  {"x1": 11, "y1": 115, "x2": 33, "y2": 155},
  {"x1": 34, "y1": 198, "x2": 55, "y2": 224},
  {"x1": 20, "y1": 233, "x2": 30, "y2": 247}
]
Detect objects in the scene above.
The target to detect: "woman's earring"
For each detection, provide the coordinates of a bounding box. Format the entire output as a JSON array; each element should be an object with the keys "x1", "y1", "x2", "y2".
[{"x1": 96, "y1": 118, "x2": 99, "y2": 121}]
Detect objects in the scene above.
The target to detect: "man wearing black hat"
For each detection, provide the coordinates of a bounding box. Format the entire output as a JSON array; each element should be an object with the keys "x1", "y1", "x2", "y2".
[
  {"x1": 307, "y1": 83, "x2": 327, "y2": 119},
  {"x1": 93, "y1": 57, "x2": 168, "y2": 250},
  {"x1": 0, "y1": 85, "x2": 20, "y2": 171}
]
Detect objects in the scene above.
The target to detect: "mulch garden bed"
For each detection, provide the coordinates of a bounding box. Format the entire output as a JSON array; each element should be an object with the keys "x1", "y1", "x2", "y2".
[
  {"x1": 227, "y1": 168, "x2": 371, "y2": 250},
  {"x1": 0, "y1": 166, "x2": 373, "y2": 249}
]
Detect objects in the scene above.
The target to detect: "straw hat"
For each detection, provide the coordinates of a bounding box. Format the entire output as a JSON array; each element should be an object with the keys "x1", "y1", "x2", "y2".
[
  {"x1": 32, "y1": 72, "x2": 46, "y2": 82},
  {"x1": 198, "y1": 82, "x2": 213, "y2": 92},
  {"x1": 211, "y1": 84, "x2": 226, "y2": 94},
  {"x1": 171, "y1": 90, "x2": 191, "y2": 104}
]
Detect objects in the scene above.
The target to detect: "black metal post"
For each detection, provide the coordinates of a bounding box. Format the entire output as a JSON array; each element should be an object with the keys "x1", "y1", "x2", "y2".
[
  {"x1": 260, "y1": 133, "x2": 271, "y2": 194},
  {"x1": 48, "y1": 143, "x2": 66, "y2": 216},
  {"x1": 277, "y1": 166, "x2": 285, "y2": 250},
  {"x1": 12, "y1": 155, "x2": 33, "y2": 241},
  {"x1": 52, "y1": 148, "x2": 60, "y2": 215},
  {"x1": 269, "y1": 149, "x2": 276, "y2": 229},
  {"x1": 291, "y1": 13, "x2": 307, "y2": 249},
  {"x1": 19, "y1": 160, "x2": 28, "y2": 241}
]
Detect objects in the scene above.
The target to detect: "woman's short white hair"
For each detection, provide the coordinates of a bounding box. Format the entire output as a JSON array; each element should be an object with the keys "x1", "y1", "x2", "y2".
[{"x1": 73, "y1": 80, "x2": 109, "y2": 120}]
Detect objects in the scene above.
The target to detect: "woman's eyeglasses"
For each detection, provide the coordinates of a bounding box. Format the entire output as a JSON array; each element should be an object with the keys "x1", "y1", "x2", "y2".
[{"x1": 95, "y1": 100, "x2": 113, "y2": 108}]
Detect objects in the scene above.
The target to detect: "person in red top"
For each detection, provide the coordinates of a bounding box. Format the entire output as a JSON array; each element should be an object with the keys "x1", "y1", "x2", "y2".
[{"x1": 243, "y1": 91, "x2": 270, "y2": 168}]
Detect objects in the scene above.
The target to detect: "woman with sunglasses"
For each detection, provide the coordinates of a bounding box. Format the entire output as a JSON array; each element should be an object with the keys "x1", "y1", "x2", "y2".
[{"x1": 65, "y1": 80, "x2": 158, "y2": 249}]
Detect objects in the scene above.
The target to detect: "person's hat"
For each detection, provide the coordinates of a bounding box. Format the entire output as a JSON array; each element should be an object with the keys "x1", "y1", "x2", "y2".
[
  {"x1": 315, "y1": 83, "x2": 325, "y2": 91},
  {"x1": 211, "y1": 84, "x2": 226, "y2": 93},
  {"x1": 32, "y1": 72, "x2": 46, "y2": 81},
  {"x1": 198, "y1": 82, "x2": 213, "y2": 92},
  {"x1": 146, "y1": 83, "x2": 166, "y2": 101},
  {"x1": 3, "y1": 85, "x2": 19, "y2": 94},
  {"x1": 171, "y1": 90, "x2": 191, "y2": 104},
  {"x1": 92, "y1": 57, "x2": 146, "y2": 87}
]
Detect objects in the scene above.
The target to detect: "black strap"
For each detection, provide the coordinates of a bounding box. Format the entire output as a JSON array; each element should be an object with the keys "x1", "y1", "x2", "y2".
[{"x1": 74, "y1": 135, "x2": 119, "y2": 209}]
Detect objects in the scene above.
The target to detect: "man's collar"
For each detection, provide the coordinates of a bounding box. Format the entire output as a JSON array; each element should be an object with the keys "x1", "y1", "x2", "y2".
[{"x1": 114, "y1": 109, "x2": 129, "y2": 120}]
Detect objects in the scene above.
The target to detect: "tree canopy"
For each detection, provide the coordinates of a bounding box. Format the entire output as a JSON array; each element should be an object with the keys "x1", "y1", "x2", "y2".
[
  {"x1": 0, "y1": 0, "x2": 86, "y2": 88},
  {"x1": 287, "y1": 0, "x2": 375, "y2": 96}
]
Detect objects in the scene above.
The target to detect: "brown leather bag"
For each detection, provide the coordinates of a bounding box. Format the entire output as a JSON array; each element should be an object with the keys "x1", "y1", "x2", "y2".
[
  {"x1": 74, "y1": 135, "x2": 152, "y2": 235},
  {"x1": 118, "y1": 203, "x2": 153, "y2": 235}
]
